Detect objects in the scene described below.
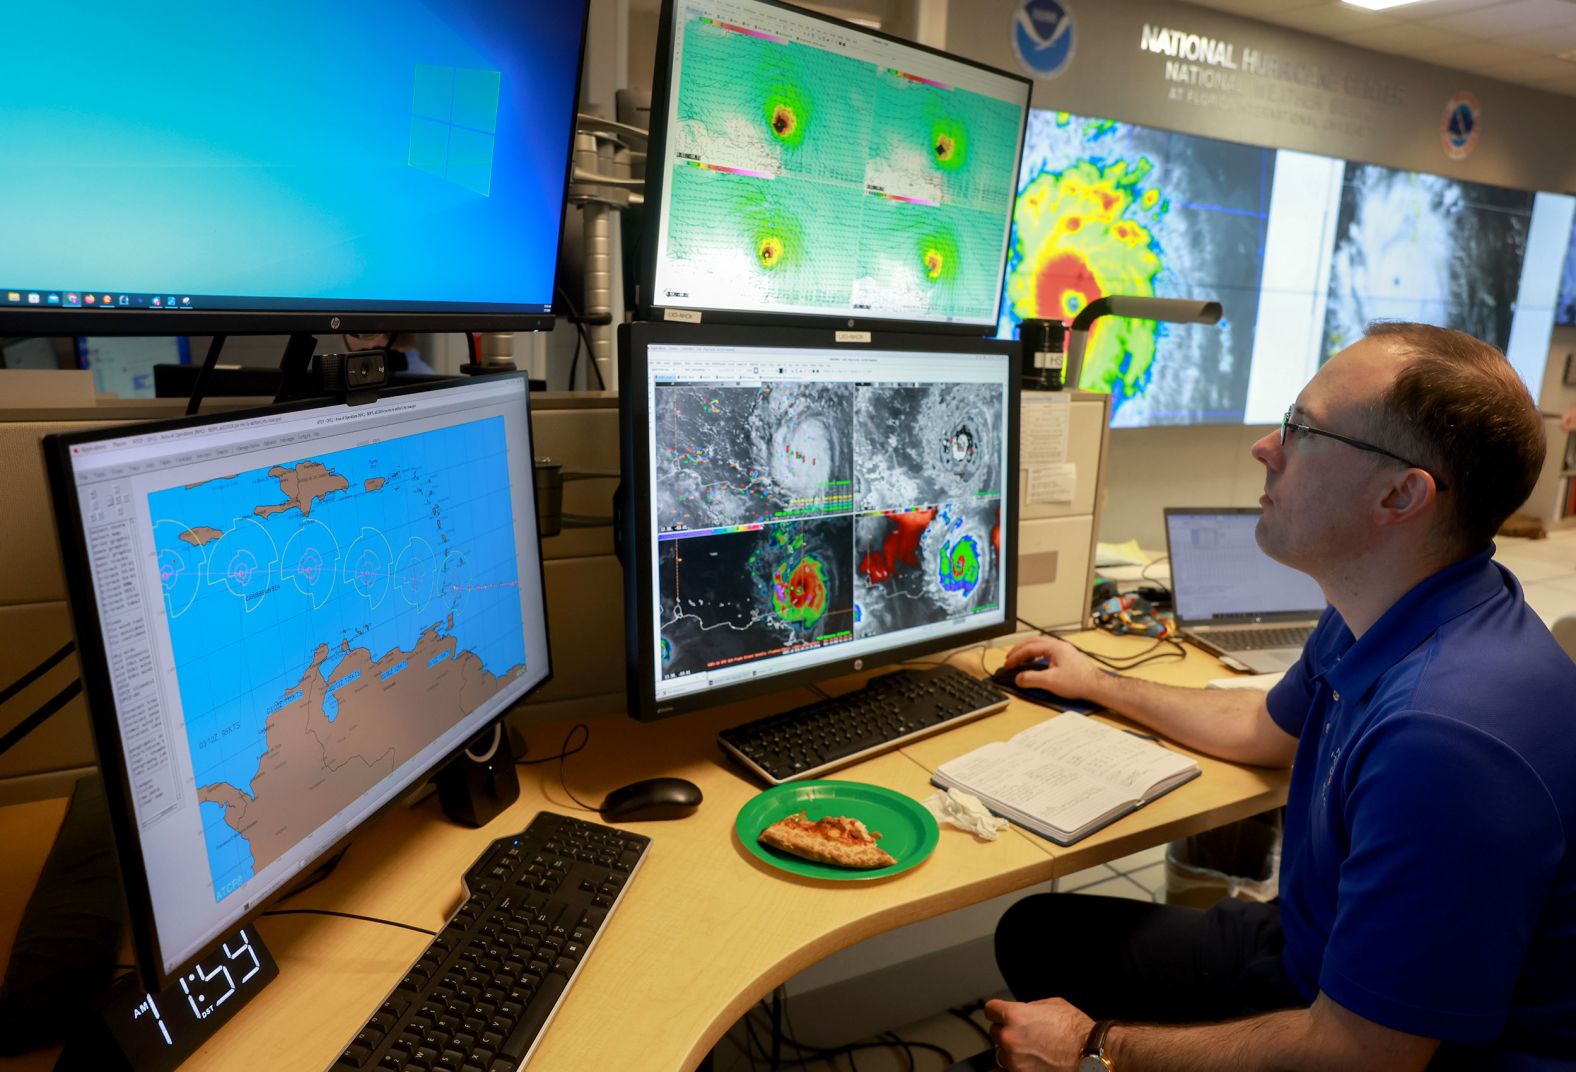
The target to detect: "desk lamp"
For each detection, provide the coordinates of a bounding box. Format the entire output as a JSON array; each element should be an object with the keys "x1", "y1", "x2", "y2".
[{"x1": 1065, "y1": 296, "x2": 1224, "y2": 390}]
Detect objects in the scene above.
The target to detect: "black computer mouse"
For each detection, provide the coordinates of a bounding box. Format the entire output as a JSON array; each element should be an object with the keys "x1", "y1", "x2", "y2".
[
  {"x1": 599, "y1": 776, "x2": 703, "y2": 822},
  {"x1": 990, "y1": 659, "x2": 1097, "y2": 713}
]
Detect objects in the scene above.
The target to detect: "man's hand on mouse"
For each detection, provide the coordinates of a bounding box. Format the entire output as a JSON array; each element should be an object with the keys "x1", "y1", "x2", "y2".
[{"x1": 1001, "y1": 636, "x2": 1104, "y2": 700}]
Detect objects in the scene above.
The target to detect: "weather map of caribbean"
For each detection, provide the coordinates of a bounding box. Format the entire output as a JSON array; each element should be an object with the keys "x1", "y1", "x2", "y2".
[
  {"x1": 654, "y1": 4, "x2": 1026, "y2": 324},
  {"x1": 654, "y1": 372, "x2": 1005, "y2": 683},
  {"x1": 149, "y1": 418, "x2": 526, "y2": 903}
]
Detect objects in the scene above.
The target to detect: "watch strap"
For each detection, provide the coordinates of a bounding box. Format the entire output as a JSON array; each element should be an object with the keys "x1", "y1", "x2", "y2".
[{"x1": 1081, "y1": 1018, "x2": 1117, "y2": 1060}]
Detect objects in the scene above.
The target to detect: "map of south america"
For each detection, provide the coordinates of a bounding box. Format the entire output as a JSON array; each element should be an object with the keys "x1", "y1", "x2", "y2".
[{"x1": 149, "y1": 417, "x2": 525, "y2": 903}]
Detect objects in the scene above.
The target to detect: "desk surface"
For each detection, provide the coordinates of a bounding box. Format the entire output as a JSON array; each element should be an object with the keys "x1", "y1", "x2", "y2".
[{"x1": 1, "y1": 637, "x2": 1287, "y2": 1072}]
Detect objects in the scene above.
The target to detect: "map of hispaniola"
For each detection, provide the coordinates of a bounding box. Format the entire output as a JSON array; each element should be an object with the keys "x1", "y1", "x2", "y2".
[
  {"x1": 148, "y1": 417, "x2": 526, "y2": 904},
  {"x1": 659, "y1": 13, "x2": 1023, "y2": 321}
]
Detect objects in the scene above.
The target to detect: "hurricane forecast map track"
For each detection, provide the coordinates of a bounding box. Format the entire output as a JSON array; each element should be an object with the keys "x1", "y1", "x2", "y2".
[
  {"x1": 655, "y1": 10, "x2": 1024, "y2": 324},
  {"x1": 149, "y1": 417, "x2": 526, "y2": 903},
  {"x1": 653, "y1": 367, "x2": 1006, "y2": 687}
]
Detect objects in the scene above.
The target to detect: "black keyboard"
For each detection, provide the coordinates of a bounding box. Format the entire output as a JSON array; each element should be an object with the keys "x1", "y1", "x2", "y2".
[
  {"x1": 718, "y1": 664, "x2": 1009, "y2": 785},
  {"x1": 1209, "y1": 625, "x2": 1313, "y2": 652},
  {"x1": 331, "y1": 812, "x2": 649, "y2": 1072}
]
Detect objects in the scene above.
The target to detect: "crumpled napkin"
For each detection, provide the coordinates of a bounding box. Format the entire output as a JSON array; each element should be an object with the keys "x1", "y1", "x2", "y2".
[{"x1": 922, "y1": 787, "x2": 1010, "y2": 841}]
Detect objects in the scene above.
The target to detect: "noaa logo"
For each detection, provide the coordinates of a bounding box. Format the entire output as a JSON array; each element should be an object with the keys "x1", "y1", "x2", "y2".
[
  {"x1": 1012, "y1": 0, "x2": 1076, "y2": 79},
  {"x1": 1441, "y1": 90, "x2": 1480, "y2": 160}
]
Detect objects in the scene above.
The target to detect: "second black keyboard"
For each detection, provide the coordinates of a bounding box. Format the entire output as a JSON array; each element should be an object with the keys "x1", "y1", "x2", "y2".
[
  {"x1": 718, "y1": 663, "x2": 1009, "y2": 784},
  {"x1": 331, "y1": 811, "x2": 650, "y2": 1072}
]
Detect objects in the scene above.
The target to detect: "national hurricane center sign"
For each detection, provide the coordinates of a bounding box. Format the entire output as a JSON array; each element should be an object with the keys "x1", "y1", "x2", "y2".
[{"x1": 1136, "y1": 21, "x2": 1406, "y2": 139}]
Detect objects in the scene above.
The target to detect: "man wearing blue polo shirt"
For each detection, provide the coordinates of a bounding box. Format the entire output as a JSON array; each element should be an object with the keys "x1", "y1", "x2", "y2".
[{"x1": 983, "y1": 322, "x2": 1576, "y2": 1071}]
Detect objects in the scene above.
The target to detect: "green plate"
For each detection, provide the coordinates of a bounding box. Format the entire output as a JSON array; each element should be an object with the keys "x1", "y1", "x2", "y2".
[{"x1": 735, "y1": 780, "x2": 940, "y2": 881}]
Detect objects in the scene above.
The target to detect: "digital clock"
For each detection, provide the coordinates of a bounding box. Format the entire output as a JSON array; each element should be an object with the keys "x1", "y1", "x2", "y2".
[{"x1": 81, "y1": 928, "x2": 277, "y2": 1072}]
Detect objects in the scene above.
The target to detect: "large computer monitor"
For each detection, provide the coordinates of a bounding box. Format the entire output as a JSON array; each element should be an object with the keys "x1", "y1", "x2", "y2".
[
  {"x1": 619, "y1": 322, "x2": 1019, "y2": 720},
  {"x1": 0, "y1": 2, "x2": 589, "y2": 336},
  {"x1": 639, "y1": 0, "x2": 1031, "y2": 333},
  {"x1": 43, "y1": 375, "x2": 552, "y2": 988}
]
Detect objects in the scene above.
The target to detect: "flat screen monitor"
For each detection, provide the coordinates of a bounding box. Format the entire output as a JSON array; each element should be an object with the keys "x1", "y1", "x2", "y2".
[
  {"x1": 44, "y1": 374, "x2": 552, "y2": 988},
  {"x1": 0, "y1": 2, "x2": 589, "y2": 336},
  {"x1": 640, "y1": 0, "x2": 1030, "y2": 333},
  {"x1": 619, "y1": 322, "x2": 1019, "y2": 720}
]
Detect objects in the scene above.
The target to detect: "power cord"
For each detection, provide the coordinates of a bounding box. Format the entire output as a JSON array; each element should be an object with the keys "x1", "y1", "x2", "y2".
[
  {"x1": 736, "y1": 985, "x2": 957, "y2": 1070},
  {"x1": 517, "y1": 722, "x2": 601, "y2": 813},
  {"x1": 555, "y1": 286, "x2": 608, "y2": 391},
  {"x1": 259, "y1": 908, "x2": 436, "y2": 937},
  {"x1": 1016, "y1": 615, "x2": 1186, "y2": 671}
]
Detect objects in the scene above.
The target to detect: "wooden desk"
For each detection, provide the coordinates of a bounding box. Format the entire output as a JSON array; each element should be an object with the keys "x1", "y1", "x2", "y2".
[{"x1": 1, "y1": 638, "x2": 1286, "y2": 1071}]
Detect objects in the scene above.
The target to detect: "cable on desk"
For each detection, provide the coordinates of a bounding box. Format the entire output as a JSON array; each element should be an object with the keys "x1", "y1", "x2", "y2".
[
  {"x1": 259, "y1": 908, "x2": 437, "y2": 937},
  {"x1": 1016, "y1": 615, "x2": 1186, "y2": 671},
  {"x1": 275, "y1": 844, "x2": 351, "y2": 903},
  {"x1": 517, "y1": 722, "x2": 601, "y2": 813}
]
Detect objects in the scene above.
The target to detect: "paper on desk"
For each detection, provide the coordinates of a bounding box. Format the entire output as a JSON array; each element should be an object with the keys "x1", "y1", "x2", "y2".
[
  {"x1": 922, "y1": 787, "x2": 1011, "y2": 841},
  {"x1": 1205, "y1": 671, "x2": 1285, "y2": 691},
  {"x1": 1026, "y1": 463, "x2": 1076, "y2": 504},
  {"x1": 1021, "y1": 393, "x2": 1071, "y2": 466},
  {"x1": 1095, "y1": 539, "x2": 1151, "y2": 568}
]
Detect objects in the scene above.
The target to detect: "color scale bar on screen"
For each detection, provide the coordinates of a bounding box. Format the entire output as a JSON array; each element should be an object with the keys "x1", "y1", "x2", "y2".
[
  {"x1": 701, "y1": 18, "x2": 788, "y2": 44},
  {"x1": 658, "y1": 523, "x2": 766, "y2": 541},
  {"x1": 888, "y1": 69, "x2": 954, "y2": 91},
  {"x1": 878, "y1": 192, "x2": 940, "y2": 207},
  {"x1": 687, "y1": 161, "x2": 775, "y2": 180}
]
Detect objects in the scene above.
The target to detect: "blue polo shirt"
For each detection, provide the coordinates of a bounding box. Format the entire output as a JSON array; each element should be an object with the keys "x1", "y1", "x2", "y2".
[{"x1": 1265, "y1": 546, "x2": 1576, "y2": 1061}]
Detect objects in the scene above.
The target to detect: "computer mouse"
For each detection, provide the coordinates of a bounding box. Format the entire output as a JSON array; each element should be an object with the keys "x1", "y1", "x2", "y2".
[
  {"x1": 989, "y1": 659, "x2": 1097, "y2": 713},
  {"x1": 599, "y1": 776, "x2": 703, "y2": 822}
]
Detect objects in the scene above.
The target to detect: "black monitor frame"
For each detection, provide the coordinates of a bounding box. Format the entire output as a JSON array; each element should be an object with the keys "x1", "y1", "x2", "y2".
[
  {"x1": 618, "y1": 320, "x2": 1021, "y2": 721},
  {"x1": 0, "y1": 3, "x2": 591, "y2": 339},
  {"x1": 43, "y1": 373, "x2": 554, "y2": 990},
  {"x1": 636, "y1": 0, "x2": 1031, "y2": 336}
]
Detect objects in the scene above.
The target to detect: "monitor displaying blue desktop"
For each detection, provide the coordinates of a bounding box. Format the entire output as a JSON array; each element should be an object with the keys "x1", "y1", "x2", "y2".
[
  {"x1": 44, "y1": 375, "x2": 552, "y2": 987},
  {"x1": 0, "y1": 1, "x2": 588, "y2": 332},
  {"x1": 641, "y1": 0, "x2": 1031, "y2": 331}
]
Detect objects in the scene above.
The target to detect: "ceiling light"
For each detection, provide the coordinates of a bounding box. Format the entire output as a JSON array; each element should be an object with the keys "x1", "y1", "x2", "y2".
[{"x1": 1341, "y1": 0, "x2": 1429, "y2": 10}]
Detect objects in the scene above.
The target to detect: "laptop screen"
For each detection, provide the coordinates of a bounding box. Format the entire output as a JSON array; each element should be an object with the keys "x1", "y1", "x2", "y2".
[{"x1": 1165, "y1": 510, "x2": 1326, "y2": 623}]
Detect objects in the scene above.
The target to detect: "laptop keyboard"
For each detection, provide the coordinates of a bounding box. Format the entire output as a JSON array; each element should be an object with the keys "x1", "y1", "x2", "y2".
[{"x1": 1207, "y1": 625, "x2": 1313, "y2": 652}]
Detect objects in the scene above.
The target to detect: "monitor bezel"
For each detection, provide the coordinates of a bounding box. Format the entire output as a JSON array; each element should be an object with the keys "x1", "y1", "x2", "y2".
[
  {"x1": 0, "y1": 1, "x2": 592, "y2": 338},
  {"x1": 635, "y1": 0, "x2": 1032, "y2": 336},
  {"x1": 618, "y1": 319, "x2": 1021, "y2": 722},
  {"x1": 42, "y1": 372, "x2": 555, "y2": 991}
]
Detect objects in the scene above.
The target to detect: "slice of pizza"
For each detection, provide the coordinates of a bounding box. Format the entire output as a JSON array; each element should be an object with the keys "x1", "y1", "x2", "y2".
[{"x1": 758, "y1": 811, "x2": 896, "y2": 869}]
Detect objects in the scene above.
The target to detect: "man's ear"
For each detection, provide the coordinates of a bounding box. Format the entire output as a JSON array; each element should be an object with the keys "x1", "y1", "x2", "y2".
[{"x1": 1374, "y1": 468, "x2": 1437, "y2": 529}]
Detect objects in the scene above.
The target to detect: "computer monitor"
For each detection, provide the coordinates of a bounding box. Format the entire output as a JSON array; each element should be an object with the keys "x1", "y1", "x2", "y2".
[
  {"x1": 0, "y1": 2, "x2": 589, "y2": 336},
  {"x1": 43, "y1": 374, "x2": 552, "y2": 988},
  {"x1": 619, "y1": 322, "x2": 1019, "y2": 720},
  {"x1": 639, "y1": 0, "x2": 1030, "y2": 333}
]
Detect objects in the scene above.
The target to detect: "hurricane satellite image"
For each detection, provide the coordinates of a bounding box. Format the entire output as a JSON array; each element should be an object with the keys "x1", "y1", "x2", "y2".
[
  {"x1": 654, "y1": 381, "x2": 854, "y2": 531},
  {"x1": 854, "y1": 500, "x2": 1000, "y2": 638},
  {"x1": 658, "y1": 516, "x2": 855, "y2": 677},
  {"x1": 1320, "y1": 164, "x2": 1536, "y2": 359},
  {"x1": 854, "y1": 382, "x2": 1004, "y2": 511},
  {"x1": 999, "y1": 110, "x2": 1273, "y2": 425}
]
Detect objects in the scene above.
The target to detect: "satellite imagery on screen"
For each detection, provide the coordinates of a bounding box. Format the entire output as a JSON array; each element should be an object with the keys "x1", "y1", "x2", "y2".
[
  {"x1": 657, "y1": 13, "x2": 1023, "y2": 324},
  {"x1": 653, "y1": 373, "x2": 1004, "y2": 682},
  {"x1": 148, "y1": 418, "x2": 526, "y2": 902},
  {"x1": 998, "y1": 110, "x2": 1273, "y2": 426}
]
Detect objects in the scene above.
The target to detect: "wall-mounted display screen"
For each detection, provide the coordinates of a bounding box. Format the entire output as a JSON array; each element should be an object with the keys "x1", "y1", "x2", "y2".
[
  {"x1": 998, "y1": 110, "x2": 1576, "y2": 427},
  {"x1": 1557, "y1": 215, "x2": 1576, "y2": 326}
]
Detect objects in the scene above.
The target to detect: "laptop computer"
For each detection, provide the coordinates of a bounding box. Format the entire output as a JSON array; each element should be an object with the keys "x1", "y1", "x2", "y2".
[{"x1": 1162, "y1": 507, "x2": 1327, "y2": 674}]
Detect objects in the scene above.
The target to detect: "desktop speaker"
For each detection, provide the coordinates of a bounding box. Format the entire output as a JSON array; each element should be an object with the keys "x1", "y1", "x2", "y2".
[{"x1": 435, "y1": 722, "x2": 521, "y2": 828}]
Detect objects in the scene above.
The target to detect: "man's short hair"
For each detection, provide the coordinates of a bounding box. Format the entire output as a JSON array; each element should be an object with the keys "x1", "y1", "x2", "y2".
[{"x1": 1364, "y1": 321, "x2": 1545, "y2": 549}]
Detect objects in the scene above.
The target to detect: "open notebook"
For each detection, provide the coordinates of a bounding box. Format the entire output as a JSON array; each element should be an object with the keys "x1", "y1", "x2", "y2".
[{"x1": 931, "y1": 714, "x2": 1200, "y2": 845}]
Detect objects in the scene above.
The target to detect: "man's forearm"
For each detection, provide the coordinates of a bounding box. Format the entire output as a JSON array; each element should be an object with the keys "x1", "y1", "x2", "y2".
[
  {"x1": 1105, "y1": 1011, "x2": 1311, "y2": 1071},
  {"x1": 1085, "y1": 673, "x2": 1292, "y2": 767}
]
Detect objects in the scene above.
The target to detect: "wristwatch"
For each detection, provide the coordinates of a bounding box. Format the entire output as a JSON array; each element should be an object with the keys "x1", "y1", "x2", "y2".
[{"x1": 1077, "y1": 1019, "x2": 1117, "y2": 1071}]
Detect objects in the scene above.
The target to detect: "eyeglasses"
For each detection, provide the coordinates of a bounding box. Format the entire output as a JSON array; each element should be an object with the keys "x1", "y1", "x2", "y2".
[{"x1": 1279, "y1": 407, "x2": 1448, "y2": 491}]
